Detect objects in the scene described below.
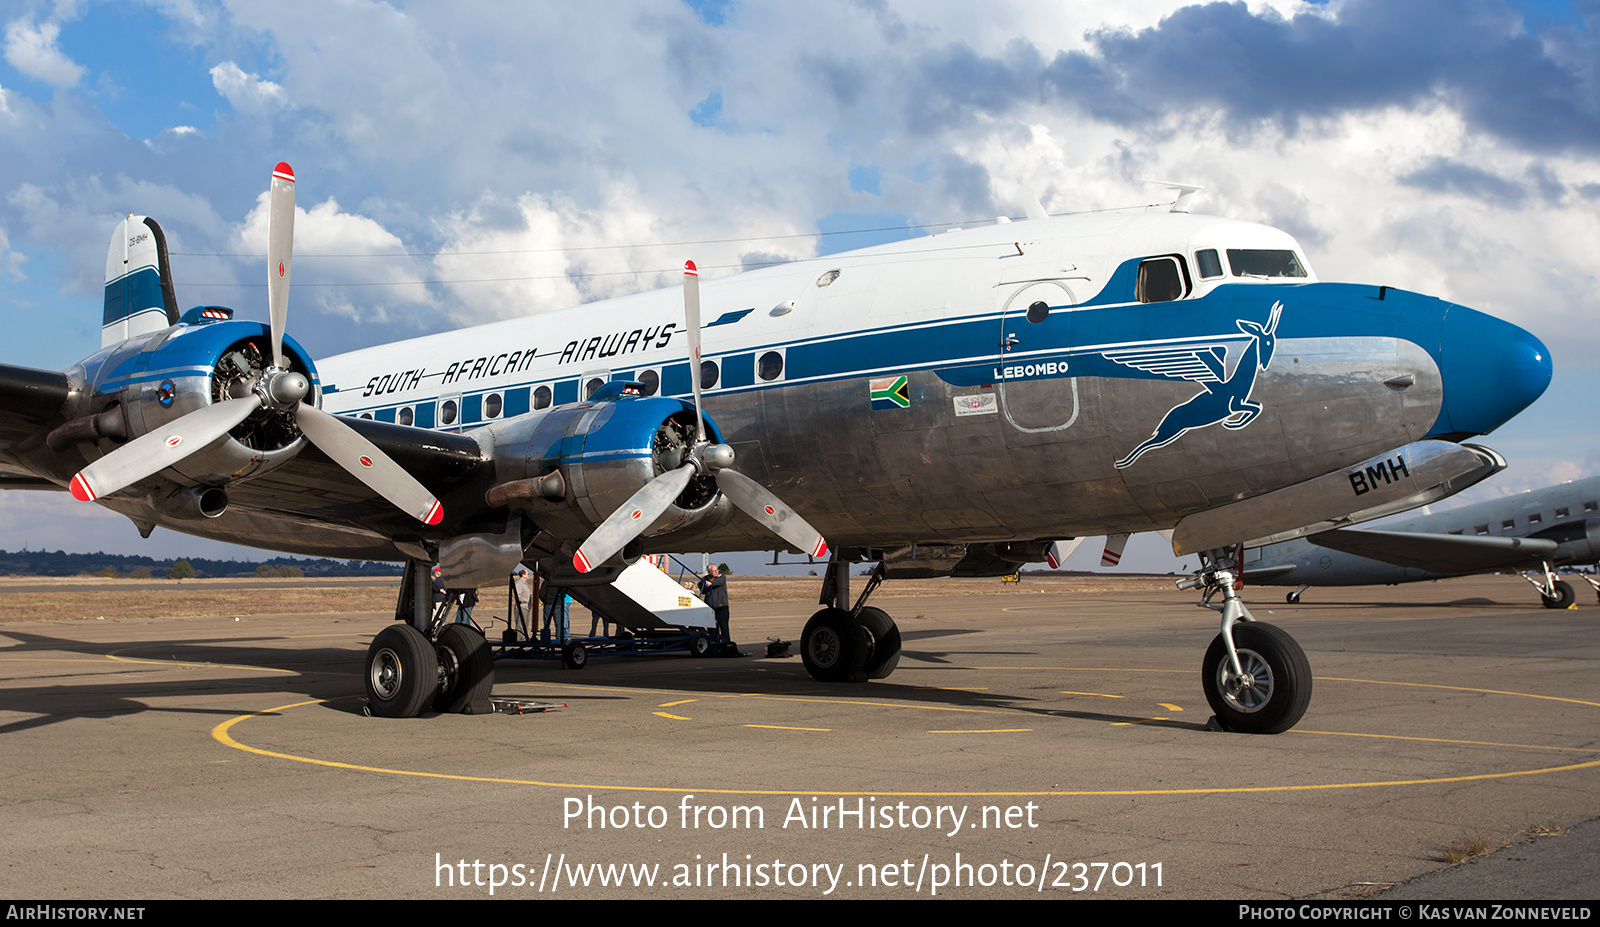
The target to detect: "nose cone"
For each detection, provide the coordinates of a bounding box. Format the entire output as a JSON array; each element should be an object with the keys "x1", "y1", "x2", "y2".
[{"x1": 1434, "y1": 305, "x2": 1551, "y2": 437}]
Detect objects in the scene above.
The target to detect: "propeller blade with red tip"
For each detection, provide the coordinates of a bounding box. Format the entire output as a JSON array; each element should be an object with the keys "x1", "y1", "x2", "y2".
[
  {"x1": 714, "y1": 467, "x2": 827, "y2": 559},
  {"x1": 68, "y1": 395, "x2": 264, "y2": 502},
  {"x1": 683, "y1": 261, "x2": 707, "y2": 443},
  {"x1": 1045, "y1": 537, "x2": 1085, "y2": 570},
  {"x1": 572, "y1": 464, "x2": 694, "y2": 572},
  {"x1": 267, "y1": 162, "x2": 295, "y2": 370},
  {"x1": 294, "y1": 403, "x2": 444, "y2": 525}
]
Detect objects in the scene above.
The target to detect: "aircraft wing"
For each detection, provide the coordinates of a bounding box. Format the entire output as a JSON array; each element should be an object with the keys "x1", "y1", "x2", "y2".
[
  {"x1": 1308, "y1": 528, "x2": 1559, "y2": 573},
  {"x1": 0, "y1": 362, "x2": 73, "y2": 468}
]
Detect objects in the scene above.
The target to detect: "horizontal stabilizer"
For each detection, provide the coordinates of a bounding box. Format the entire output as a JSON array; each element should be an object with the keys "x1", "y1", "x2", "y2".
[{"x1": 1309, "y1": 528, "x2": 1558, "y2": 574}]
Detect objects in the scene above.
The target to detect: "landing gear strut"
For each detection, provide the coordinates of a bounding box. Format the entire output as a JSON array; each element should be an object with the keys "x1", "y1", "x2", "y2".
[
  {"x1": 1181, "y1": 548, "x2": 1312, "y2": 734},
  {"x1": 1520, "y1": 562, "x2": 1577, "y2": 609},
  {"x1": 364, "y1": 559, "x2": 497, "y2": 717},
  {"x1": 800, "y1": 557, "x2": 901, "y2": 683}
]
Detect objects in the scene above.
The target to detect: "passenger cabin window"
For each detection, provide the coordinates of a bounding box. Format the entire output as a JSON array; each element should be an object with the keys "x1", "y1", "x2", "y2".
[
  {"x1": 1136, "y1": 256, "x2": 1189, "y2": 303},
  {"x1": 1228, "y1": 249, "x2": 1307, "y2": 278},
  {"x1": 637, "y1": 369, "x2": 660, "y2": 396},
  {"x1": 1528, "y1": 513, "x2": 1542, "y2": 524},
  {"x1": 439, "y1": 399, "x2": 459, "y2": 426},
  {"x1": 532, "y1": 386, "x2": 551, "y2": 410},
  {"x1": 1502, "y1": 519, "x2": 1515, "y2": 530},
  {"x1": 1587, "y1": 501, "x2": 1598, "y2": 512},
  {"x1": 1448, "y1": 529, "x2": 1464, "y2": 535},
  {"x1": 1196, "y1": 249, "x2": 1223, "y2": 279},
  {"x1": 1474, "y1": 524, "x2": 1490, "y2": 536},
  {"x1": 1556, "y1": 507, "x2": 1570, "y2": 518}
]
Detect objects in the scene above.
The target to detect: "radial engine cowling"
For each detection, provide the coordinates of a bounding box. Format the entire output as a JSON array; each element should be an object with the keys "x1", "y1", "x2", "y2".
[
  {"x1": 485, "y1": 395, "x2": 724, "y2": 547},
  {"x1": 70, "y1": 320, "x2": 319, "y2": 490}
]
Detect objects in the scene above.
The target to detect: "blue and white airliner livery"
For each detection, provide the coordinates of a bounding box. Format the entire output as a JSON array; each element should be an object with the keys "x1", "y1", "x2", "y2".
[{"x1": 0, "y1": 164, "x2": 1552, "y2": 731}]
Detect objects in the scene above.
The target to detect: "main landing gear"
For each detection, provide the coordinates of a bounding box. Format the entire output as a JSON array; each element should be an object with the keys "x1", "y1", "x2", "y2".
[
  {"x1": 364, "y1": 560, "x2": 496, "y2": 718},
  {"x1": 800, "y1": 558, "x2": 902, "y2": 683},
  {"x1": 1520, "y1": 562, "x2": 1579, "y2": 609},
  {"x1": 1180, "y1": 548, "x2": 1313, "y2": 734}
]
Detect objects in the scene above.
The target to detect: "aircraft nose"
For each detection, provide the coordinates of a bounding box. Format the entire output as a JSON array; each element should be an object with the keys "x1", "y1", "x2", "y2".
[{"x1": 1434, "y1": 305, "x2": 1551, "y2": 437}]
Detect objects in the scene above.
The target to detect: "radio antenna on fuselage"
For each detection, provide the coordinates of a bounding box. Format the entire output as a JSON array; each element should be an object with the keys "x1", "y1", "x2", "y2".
[{"x1": 1143, "y1": 179, "x2": 1204, "y2": 213}]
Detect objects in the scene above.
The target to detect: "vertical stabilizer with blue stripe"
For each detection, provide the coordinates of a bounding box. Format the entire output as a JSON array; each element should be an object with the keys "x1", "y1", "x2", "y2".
[{"x1": 102, "y1": 216, "x2": 179, "y2": 348}]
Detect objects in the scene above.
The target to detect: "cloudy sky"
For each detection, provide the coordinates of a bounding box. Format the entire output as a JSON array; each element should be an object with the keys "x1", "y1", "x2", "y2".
[{"x1": 0, "y1": 0, "x2": 1596, "y2": 571}]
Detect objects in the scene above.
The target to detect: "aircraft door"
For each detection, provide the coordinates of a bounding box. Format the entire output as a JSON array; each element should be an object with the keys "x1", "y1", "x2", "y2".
[{"x1": 997, "y1": 280, "x2": 1080, "y2": 431}]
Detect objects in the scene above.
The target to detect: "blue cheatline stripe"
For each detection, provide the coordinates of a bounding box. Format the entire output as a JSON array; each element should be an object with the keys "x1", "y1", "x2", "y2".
[{"x1": 330, "y1": 282, "x2": 1456, "y2": 424}]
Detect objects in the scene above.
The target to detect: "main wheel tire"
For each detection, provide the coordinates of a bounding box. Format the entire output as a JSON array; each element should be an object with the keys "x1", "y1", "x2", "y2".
[
  {"x1": 1201, "y1": 621, "x2": 1312, "y2": 734},
  {"x1": 1542, "y1": 580, "x2": 1575, "y2": 609},
  {"x1": 687, "y1": 632, "x2": 712, "y2": 657},
  {"x1": 856, "y1": 606, "x2": 902, "y2": 680},
  {"x1": 433, "y1": 624, "x2": 495, "y2": 714},
  {"x1": 365, "y1": 624, "x2": 439, "y2": 718},
  {"x1": 562, "y1": 641, "x2": 588, "y2": 670},
  {"x1": 800, "y1": 608, "x2": 867, "y2": 682}
]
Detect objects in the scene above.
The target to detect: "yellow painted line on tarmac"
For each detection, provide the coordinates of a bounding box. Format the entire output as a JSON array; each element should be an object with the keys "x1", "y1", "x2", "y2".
[
  {"x1": 104, "y1": 648, "x2": 297, "y2": 674},
  {"x1": 1112, "y1": 718, "x2": 1170, "y2": 726},
  {"x1": 1293, "y1": 730, "x2": 1600, "y2": 754},
  {"x1": 928, "y1": 728, "x2": 1032, "y2": 734},
  {"x1": 1061, "y1": 691, "x2": 1122, "y2": 698},
  {"x1": 967, "y1": 666, "x2": 1190, "y2": 674},
  {"x1": 213, "y1": 699, "x2": 1600, "y2": 797},
  {"x1": 658, "y1": 699, "x2": 697, "y2": 708},
  {"x1": 653, "y1": 712, "x2": 692, "y2": 721},
  {"x1": 744, "y1": 724, "x2": 831, "y2": 732},
  {"x1": 1317, "y1": 676, "x2": 1600, "y2": 708},
  {"x1": 509, "y1": 680, "x2": 1006, "y2": 715},
  {"x1": 1158, "y1": 703, "x2": 1183, "y2": 712}
]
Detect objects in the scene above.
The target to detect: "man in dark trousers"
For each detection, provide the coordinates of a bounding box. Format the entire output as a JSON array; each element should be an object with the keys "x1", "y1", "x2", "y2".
[{"x1": 699, "y1": 564, "x2": 731, "y2": 653}]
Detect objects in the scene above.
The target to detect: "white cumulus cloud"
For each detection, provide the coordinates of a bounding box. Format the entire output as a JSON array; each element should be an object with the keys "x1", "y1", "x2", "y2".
[
  {"x1": 209, "y1": 61, "x2": 286, "y2": 112},
  {"x1": 3, "y1": 17, "x2": 85, "y2": 87}
]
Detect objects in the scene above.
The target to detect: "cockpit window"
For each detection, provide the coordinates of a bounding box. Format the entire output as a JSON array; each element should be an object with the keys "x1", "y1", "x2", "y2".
[
  {"x1": 1136, "y1": 256, "x2": 1189, "y2": 303},
  {"x1": 1227, "y1": 249, "x2": 1307, "y2": 278},
  {"x1": 1196, "y1": 249, "x2": 1223, "y2": 279}
]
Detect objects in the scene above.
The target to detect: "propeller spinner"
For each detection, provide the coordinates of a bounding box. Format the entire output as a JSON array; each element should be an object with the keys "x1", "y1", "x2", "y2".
[
  {"x1": 572, "y1": 261, "x2": 827, "y2": 572},
  {"x1": 70, "y1": 162, "x2": 444, "y2": 527}
]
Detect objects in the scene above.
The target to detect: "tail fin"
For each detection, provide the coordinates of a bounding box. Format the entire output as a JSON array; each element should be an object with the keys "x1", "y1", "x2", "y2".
[{"x1": 102, "y1": 216, "x2": 179, "y2": 348}]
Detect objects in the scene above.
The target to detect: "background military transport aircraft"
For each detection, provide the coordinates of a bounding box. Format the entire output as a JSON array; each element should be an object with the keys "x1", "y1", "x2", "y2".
[
  {"x1": 0, "y1": 164, "x2": 1554, "y2": 732},
  {"x1": 1247, "y1": 475, "x2": 1600, "y2": 608}
]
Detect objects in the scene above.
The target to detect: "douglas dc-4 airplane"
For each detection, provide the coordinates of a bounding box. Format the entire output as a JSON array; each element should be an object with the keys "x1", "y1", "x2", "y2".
[
  {"x1": 1246, "y1": 475, "x2": 1600, "y2": 608},
  {"x1": 0, "y1": 165, "x2": 1553, "y2": 733}
]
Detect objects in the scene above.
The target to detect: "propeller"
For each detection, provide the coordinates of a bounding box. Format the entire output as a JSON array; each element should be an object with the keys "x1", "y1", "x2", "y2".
[
  {"x1": 70, "y1": 162, "x2": 444, "y2": 527},
  {"x1": 1044, "y1": 537, "x2": 1085, "y2": 570},
  {"x1": 572, "y1": 260, "x2": 827, "y2": 573}
]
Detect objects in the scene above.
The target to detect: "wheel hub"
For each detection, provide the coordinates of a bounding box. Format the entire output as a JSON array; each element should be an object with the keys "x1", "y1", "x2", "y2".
[
  {"x1": 1218, "y1": 648, "x2": 1274, "y2": 713},
  {"x1": 370, "y1": 647, "x2": 402, "y2": 701},
  {"x1": 809, "y1": 627, "x2": 841, "y2": 668}
]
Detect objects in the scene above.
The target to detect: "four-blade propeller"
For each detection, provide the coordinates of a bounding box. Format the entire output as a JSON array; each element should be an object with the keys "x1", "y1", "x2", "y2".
[
  {"x1": 70, "y1": 162, "x2": 444, "y2": 527},
  {"x1": 573, "y1": 260, "x2": 827, "y2": 572}
]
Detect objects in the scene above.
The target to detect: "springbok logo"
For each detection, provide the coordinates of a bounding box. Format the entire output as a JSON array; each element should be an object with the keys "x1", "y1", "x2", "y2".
[{"x1": 1115, "y1": 301, "x2": 1283, "y2": 469}]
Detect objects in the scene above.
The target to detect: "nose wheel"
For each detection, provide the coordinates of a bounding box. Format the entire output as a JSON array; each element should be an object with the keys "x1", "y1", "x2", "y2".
[{"x1": 1184, "y1": 549, "x2": 1313, "y2": 734}]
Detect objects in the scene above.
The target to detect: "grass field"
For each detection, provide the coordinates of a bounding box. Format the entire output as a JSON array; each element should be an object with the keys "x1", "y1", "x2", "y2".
[{"x1": 0, "y1": 572, "x2": 1177, "y2": 622}]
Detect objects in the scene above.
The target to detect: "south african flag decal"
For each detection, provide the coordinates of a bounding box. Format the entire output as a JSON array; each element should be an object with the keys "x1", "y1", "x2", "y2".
[{"x1": 869, "y1": 375, "x2": 910, "y2": 410}]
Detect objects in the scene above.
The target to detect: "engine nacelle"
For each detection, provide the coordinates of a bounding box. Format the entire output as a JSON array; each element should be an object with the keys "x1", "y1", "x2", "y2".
[
  {"x1": 485, "y1": 395, "x2": 724, "y2": 547},
  {"x1": 1553, "y1": 516, "x2": 1600, "y2": 564},
  {"x1": 67, "y1": 319, "x2": 320, "y2": 491}
]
